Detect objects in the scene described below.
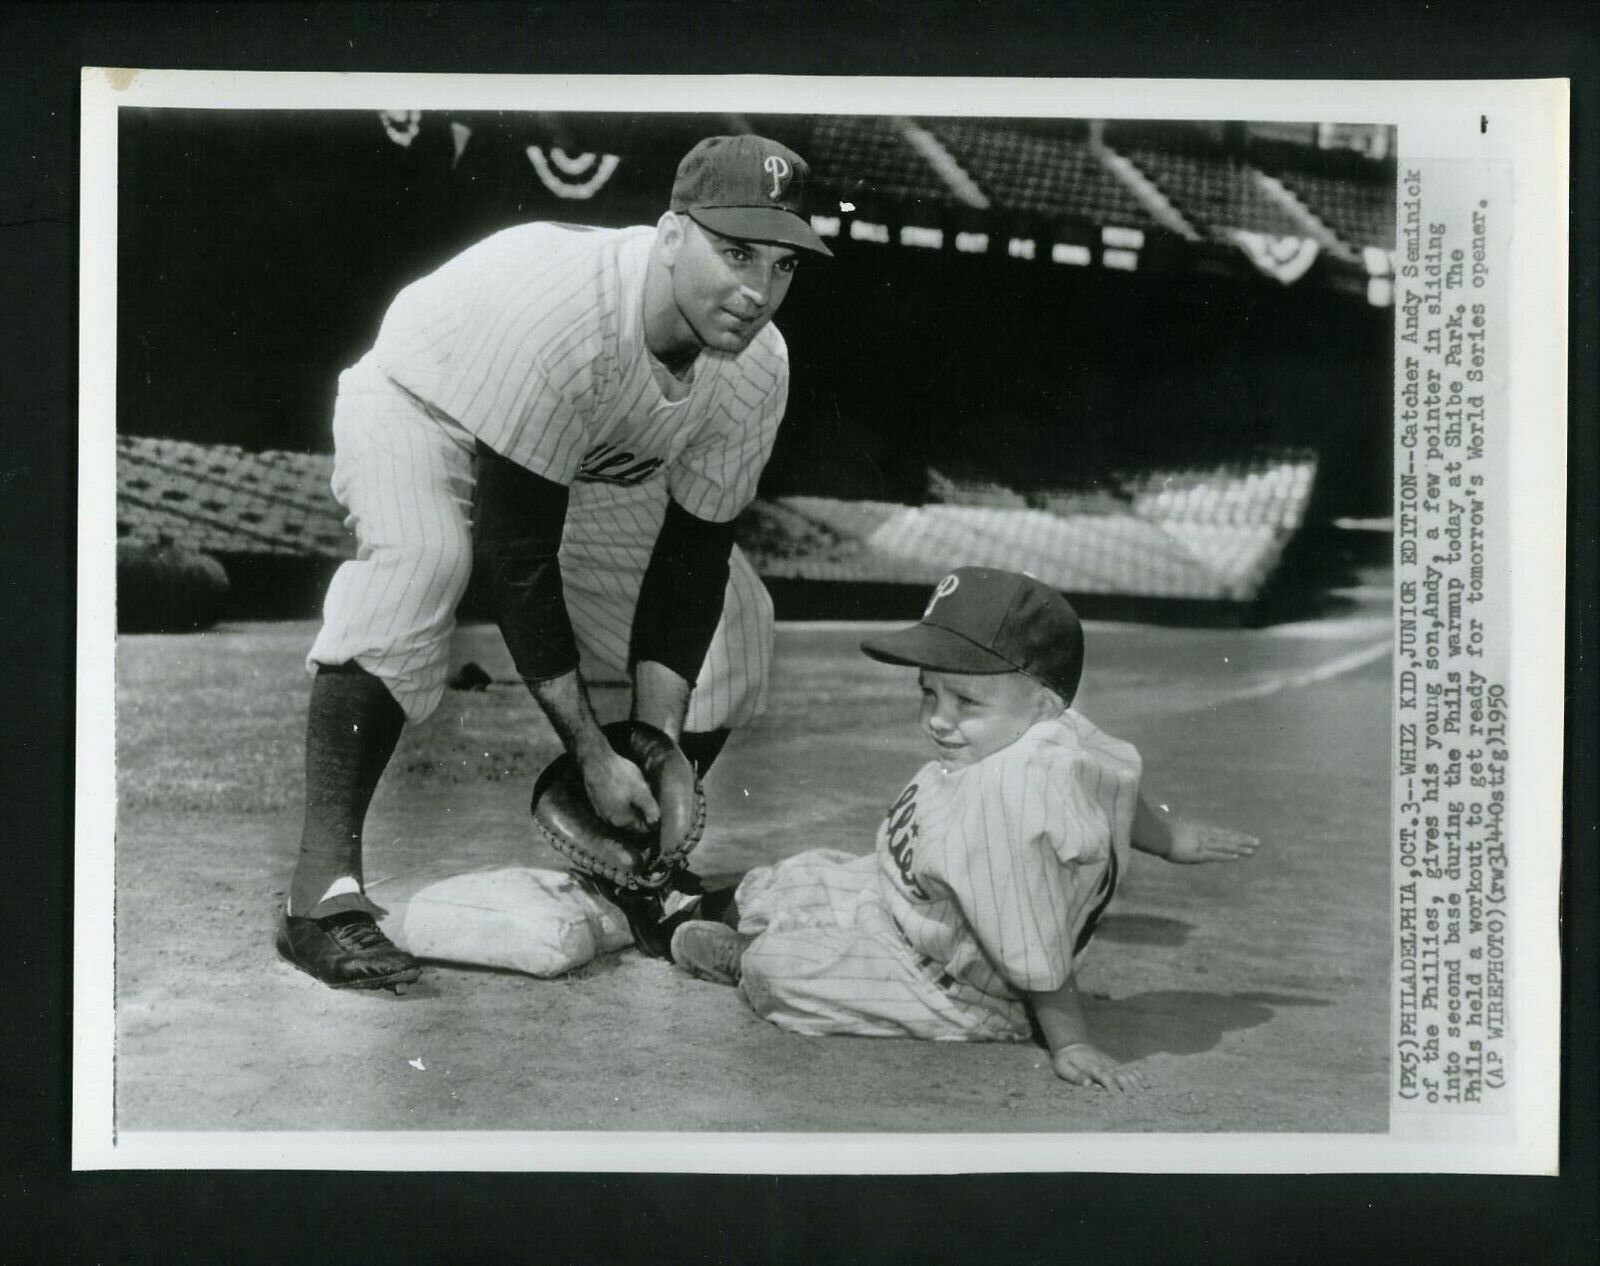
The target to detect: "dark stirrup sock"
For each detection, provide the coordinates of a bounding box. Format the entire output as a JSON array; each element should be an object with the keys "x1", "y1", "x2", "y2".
[
  {"x1": 676, "y1": 727, "x2": 731, "y2": 780},
  {"x1": 288, "y1": 662, "x2": 407, "y2": 918},
  {"x1": 698, "y1": 886, "x2": 740, "y2": 927},
  {"x1": 664, "y1": 728, "x2": 732, "y2": 897}
]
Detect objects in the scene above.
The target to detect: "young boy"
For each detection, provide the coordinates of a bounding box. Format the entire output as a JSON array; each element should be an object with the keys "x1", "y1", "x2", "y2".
[{"x1": 668, "y1": 566, "x2": 1257, "y2": 1092}]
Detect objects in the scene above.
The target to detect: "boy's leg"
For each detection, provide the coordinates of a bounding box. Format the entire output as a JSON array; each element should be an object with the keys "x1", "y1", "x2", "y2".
[
  {"x1": 729, "y1": 849, "x2": 879, "y2": 935},
  {"x1": 668, "y1": 921, "x2": 755, "y2": 985},
  {"x1": 667, "y1": 849, "x2": 873, "y2": 974},
  {"x1": 738, "y1": 926, "x2": 1028, "y2": 1042}
]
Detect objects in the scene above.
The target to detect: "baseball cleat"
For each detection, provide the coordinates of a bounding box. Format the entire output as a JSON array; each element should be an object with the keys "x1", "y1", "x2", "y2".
[
  {"x1": 575, "y1": 873, "x2": 678, "y2": 959},
  {"x1": 275, "y1": 910, "x2": 422, "y2": 991},
  {"x1": 668, "y1": 920, "x2": 750, "y2": 986}
]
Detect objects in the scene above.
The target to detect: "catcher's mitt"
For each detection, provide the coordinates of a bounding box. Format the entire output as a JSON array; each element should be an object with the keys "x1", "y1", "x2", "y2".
[{"x1": 530, "y1": 720, "x2": 705, "y2": 892}]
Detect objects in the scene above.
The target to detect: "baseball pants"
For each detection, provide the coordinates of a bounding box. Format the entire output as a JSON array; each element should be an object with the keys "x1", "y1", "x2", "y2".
[
  {"x1": 307, "y1": 356, "x2": 773, "y2": 731},
  {"x1": 732, "y1": 850, "x2": 1032, "y2": 1042}
]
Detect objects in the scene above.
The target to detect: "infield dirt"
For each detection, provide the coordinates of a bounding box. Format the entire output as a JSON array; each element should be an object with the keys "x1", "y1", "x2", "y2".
[{"x1": 110, "y1": 579, "x2": 1391, "y2": 1137}]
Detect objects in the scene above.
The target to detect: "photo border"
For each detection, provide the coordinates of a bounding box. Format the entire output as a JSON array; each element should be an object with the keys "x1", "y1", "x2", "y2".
[
  {"x1": 76, "y1": 69, "x2": 1565, "y2": 1176},
  {"x1": 2, "y1": 0, "x2": 1592, "y2": 1258}
]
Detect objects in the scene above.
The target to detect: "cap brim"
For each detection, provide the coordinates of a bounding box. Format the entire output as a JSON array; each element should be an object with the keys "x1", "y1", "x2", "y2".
[
  {"x1": 860, "y1": 624, "x2": 1018, "y2": 675},
  {"x1": 688, "y1": 207, "x2": 834, "y2": 257}
]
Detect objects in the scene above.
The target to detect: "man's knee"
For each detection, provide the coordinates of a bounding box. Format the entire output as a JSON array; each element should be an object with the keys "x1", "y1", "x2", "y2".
[
  {"x1": 419, "y1": 527, "x2": 475, "y2": 587},
  {"x1": 317, "y1": 660, "x2": 379, "y2": 679},
  {"x1": 398, "y1": 530, "x2": 475, "y2": 615},
  {"x1": 733, "y1": 570, "x2": 775, "y2": 638}
]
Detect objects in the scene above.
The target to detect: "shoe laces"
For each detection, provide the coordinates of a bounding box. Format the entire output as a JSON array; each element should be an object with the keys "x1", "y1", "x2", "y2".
[
  {"x1": 710, "y1": 936, "x2": 742, "y2": 980},
  {"x1": 326, "y1": 914, "x2": 395, "y2": 952},
  {"x1": 685, "y1": 922, "x2": 745, "y2": 981}
]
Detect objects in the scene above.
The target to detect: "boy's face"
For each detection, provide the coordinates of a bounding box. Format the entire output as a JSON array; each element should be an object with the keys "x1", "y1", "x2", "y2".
[{"x1": 917, "y1": 668, "x2": 1056, "y2": 770}]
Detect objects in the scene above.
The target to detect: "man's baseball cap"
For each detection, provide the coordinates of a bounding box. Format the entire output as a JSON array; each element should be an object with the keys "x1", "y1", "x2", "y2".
[
  {"x1": 860, "y1": 568, "x2": 1085, "y2": 704},
  {"x1": 671, "y1": 134, "x2": 833, "y2": 257}
]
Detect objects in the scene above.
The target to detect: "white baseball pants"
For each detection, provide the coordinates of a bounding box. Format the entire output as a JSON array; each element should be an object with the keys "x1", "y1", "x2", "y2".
[
  {"x1": 308, "y1": 356, "x2": 773, "y2": 730},
  {"x1": 733, "y1": 850, "x2": 1032, "y2": 1042}
]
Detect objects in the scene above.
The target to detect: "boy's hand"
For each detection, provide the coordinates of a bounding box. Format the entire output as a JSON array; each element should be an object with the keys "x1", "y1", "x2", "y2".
[
  {"x1": 1050, "y1": 1042, "x2": 1149, "y2": 1093},
  {"x1": 1164, "y1": 817, "x2": 1261, "y2": 864}
]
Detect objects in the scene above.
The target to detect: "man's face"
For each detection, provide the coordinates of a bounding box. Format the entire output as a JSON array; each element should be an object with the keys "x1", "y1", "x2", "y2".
[
  {"x1": 667, "y1": 217, "x2": 799, "y2": 354},
  {"x1": 916, "y1": 668, "x2": 1053, "y2": 771}
]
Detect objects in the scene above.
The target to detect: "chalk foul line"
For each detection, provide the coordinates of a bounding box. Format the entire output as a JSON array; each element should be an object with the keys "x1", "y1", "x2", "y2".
[{"x1": 1204, "y1": 638, "x2": 1394, "y2": 710}]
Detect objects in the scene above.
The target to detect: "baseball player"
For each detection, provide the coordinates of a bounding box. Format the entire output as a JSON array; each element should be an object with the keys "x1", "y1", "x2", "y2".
[
  {"x1": 669, "y1": 567, "x2": 1259, "y2": 1091},
  {"x1": 276, "y1": 134, "x2": 833, "y2": 991}
]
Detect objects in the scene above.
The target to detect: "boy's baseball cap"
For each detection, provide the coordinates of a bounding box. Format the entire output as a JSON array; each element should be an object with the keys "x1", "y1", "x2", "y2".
[
  {"x1": 671, "y1": 135, "x2": 834, "y2": 257},
  {"x1": 860, "y1": 568, "x2": 1085, "y2": 703}
]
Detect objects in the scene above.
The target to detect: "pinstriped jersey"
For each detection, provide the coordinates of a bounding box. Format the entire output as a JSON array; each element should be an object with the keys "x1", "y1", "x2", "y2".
[
  {"x1": 876, "y1": 710, "x2": 1142, "y2": 999},
  {"x1": 369, "y1": 223, "x2": 790, "y2": 523}
]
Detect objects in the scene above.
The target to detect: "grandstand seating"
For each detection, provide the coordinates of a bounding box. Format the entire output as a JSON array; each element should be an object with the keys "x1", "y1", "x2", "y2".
[
  {"x1": 114, "y1": 115, "x2": 1370, "y2": 615},
  {"x1": 803, "y1": 116, "x2": 953, "y2": 206},
  {"x1": 1256, "y1": 165, "x2": 1395, "y2": 250},
  {"x1": 748, "y1": 451, "x2": 1318, "y2": 601},
  {"x1": 928, "y1": 121, "x2": 1153, "y2": 227},
  {"x1": 117, "y1": 437, "x2": 348, "y2": 559},
  {"x1": 1120, "y1": 453, "x2": 1315, "y2": 532},
  {"x1": 793, "y1": 115, "x2": 1394, "y2": 250},
  {"x1": 116, "y1": 437, "x2": 1317, "y2": 607},
  {"x1": 925, "y1": 467, "x2": 1030, "y2": 509},
  {"x1": 1118, "y1": 148, "x2": 1305, "y2": 241}
]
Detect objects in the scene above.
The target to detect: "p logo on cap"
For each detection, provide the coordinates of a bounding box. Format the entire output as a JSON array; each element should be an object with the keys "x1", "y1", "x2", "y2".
[
  {"x1": 763, "y1": 154, "x2": 792, "y2": 200},
  {"x1": 861, "y1": 566, "x2": 1085, "y2": 705},
  {"x1": 670, "y1": 134, "x2": 833, "y2": 257},
  {"x1": 924, "y1": 573, "x2": 960, "y2": 618}
]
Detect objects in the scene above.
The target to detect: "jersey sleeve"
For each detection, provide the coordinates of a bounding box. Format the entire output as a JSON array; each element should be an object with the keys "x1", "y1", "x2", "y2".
[
  {"x1": 473, "y1": 441, "x2": 580, "y2": 682},
  {"x1": 629, "y1": 499, "x2": 737, "y2": 682},
  {"x1": 666, "y1": 332, "x2": 789, "y2": 523},
  {"x1": 941, "y1": 747, "x2": 1122, "y2": 994}
]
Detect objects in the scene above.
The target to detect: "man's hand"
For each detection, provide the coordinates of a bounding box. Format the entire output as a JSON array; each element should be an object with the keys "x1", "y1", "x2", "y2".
[
  {"x1": 580, "y1": 747, "x2": 660, "y2": 832},
  {"x1": 532, "y1": 721, "x2": 706, "y2": 896},
  {"x1": 1163, "y1": 817, "x2": 1261, "y2": 864},
  {"x1": 1051, "y1": 1042, "x2": 1149, "y2": 1093},
  {"x1": 525, "y1": 669, "x2": 662, "y2": 832}
]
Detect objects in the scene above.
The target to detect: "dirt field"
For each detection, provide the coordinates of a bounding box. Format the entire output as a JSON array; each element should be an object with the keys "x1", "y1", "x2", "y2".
[{"x1": 111, "y1": 571, "x2": 1391, "y2": 1137}]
